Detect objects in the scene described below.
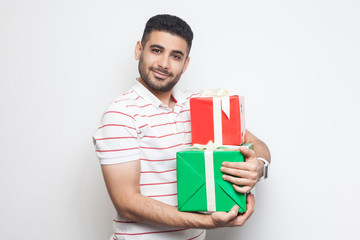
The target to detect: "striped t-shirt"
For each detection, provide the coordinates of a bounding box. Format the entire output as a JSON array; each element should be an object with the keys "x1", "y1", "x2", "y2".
[{"x1": 93, "y1": 80, "x2": 204, "y2": 240}]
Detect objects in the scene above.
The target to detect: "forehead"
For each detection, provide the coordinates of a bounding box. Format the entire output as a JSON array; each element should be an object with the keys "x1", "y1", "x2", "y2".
[{"x1": 145, "y1": 30, "x2": 188, "y2": 52}]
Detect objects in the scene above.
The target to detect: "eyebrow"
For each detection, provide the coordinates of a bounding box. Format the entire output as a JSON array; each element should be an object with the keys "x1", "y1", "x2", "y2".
[{"x1": 149, "y1": 44, "x2": 185, "y2": 57}]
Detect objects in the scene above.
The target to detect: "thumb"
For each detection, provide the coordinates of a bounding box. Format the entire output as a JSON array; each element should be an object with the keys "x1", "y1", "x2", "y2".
[
  {"x1": 222, "y1": 205, "x2": 240, "y2": 223},
  {"x1": 239, "y1": 146, "x2": 256, "y2": 160},
  {"x1": 229, "y1": 204, "x2": 240, "y2": 216},
  {"x1": 212, "y1": 205, "x2": 239, "y2": 224}
]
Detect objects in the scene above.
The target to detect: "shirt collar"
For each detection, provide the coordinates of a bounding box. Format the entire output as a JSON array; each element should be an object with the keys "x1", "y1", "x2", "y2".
[
  {"x1": 171, "y1": 85, "x2": 186, "y2": 105},
  {"x1": 131, "y1": 79, "x2": 187, "y2": 108}
]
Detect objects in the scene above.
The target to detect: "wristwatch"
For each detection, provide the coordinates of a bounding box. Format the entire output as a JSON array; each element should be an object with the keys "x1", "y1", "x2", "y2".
[{"x1": 257, "y1": 157, "x2": 269, "y2": 182}]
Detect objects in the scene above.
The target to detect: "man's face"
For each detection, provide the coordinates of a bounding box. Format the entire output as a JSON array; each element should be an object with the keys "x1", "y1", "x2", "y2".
[{"x1": 135, "y1": 30, "x2": 190, "y2": 93}]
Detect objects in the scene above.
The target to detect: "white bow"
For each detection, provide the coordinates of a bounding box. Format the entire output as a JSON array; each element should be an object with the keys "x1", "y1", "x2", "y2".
[
  {"x1": 192, "y1": 141, "x2": 243, "y2": 151},
  {"x1": 192, "y1": 141, "x2": 220, "y2": 151},
  {"x1": 200, "y1": 88, "x2": 231, "y2": 119}
]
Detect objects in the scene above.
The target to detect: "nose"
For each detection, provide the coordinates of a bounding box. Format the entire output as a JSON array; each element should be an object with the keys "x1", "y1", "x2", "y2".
[{"x1": 158, "y1": 54, "x2": 170, "y2": 69}]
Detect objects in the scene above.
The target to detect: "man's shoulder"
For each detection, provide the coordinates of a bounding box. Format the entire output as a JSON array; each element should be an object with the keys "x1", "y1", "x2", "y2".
[
  {"x1": 112, "y1": 88, "x2": 139, "y2": 104},
  {"x1": 176, "y1": 89, "x2": 200, "y2": 103},
  {"x1": 103, "y1": 88, "x2": 143, "y2": 118},
  {"x1": 182, "y1": 89, "x2": 200, "y2": 97}
]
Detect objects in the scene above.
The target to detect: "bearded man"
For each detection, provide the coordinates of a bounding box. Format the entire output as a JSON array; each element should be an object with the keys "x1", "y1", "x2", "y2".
[{"x1": 93, "y1": 14, "x2": 271, "y2": 240}]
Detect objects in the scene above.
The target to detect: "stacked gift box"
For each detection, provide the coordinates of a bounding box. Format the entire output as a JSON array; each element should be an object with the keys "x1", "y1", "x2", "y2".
[{"x1": 177, "y1": 89, "x2": 248, "y2": 213}]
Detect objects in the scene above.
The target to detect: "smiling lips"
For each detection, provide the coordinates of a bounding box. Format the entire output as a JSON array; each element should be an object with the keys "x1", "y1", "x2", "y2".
[{"x1": 150, "y1": 67, "x2": 173, "y2": 80}]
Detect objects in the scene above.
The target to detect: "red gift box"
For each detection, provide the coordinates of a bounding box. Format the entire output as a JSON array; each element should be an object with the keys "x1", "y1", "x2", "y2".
[{"x1": 190, "y1": 95, "x2": 245, "y2": 146}]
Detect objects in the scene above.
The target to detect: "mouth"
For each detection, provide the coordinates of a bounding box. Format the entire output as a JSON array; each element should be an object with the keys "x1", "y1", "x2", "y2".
[
  {"x1": 150, "y1": 67, "x2": 173, "y2": 80},
  {"x1": 152, "y1": 70, "x2": 169, "y2": 80}
]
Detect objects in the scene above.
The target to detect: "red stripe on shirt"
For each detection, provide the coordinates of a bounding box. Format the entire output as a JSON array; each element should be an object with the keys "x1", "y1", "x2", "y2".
[
  {"x1": 122, "y1": 90, "x2": 134, "y2": 96},
  {"x1": 188, "y1": 230, "x2": 205, "y2": 240},
  {"x1": 151, "y1": 122, "x2": 176, "y2": 128},
  {"x1": 179, "y1": 109, "x2": 190, "y2": 114},
  {"x1": 134, "y1": 111, "x2": 173, "y2": 118},
  {"x1": 176, "y1": 120, "x2": 191, "y2": 123},
  {"x1": 114, "y1": 96, "x2": 140, "y2": 103},
  {"x1": 140, "y1": 143, "x2": 191, "y2": 150},
  {"x1": 147, "y1": 193, "x2": 177, "y2": 198},
  {"x1": 115, "y1": 228, "x2": 188, "y2": 236},
  {"x1": 143, "y1": 131, "x2": 191, "y2": 139},
  {"x1": 140, "y1": 181, "x2": 177, "y2": 186},
  {"x1": 126, "y1": 103, "x2": 152, "y2": 108},
  {"x1": 95, "y1": 136, "x2": 137, "y2": 141},
  {"x1": 141, "y1": 169, "x2": 176, "y2": 174},
  {"x1": 96, "y1": 147, "x2": 139, "y2": 152},
  {"x1": 174, "y1": 104, "x2": 183, "y2": 109},
  {"x1": 151, "y1": 120, "x2": 191, "y2": 128},
  {"x1": 98, "y1": 124, "x2": 136, "y2": 130},
  {"x1": 102, "y1": 111, "x2": 135, "y2": 121},
  {"x1": 186, "y1": 93, "x2": 200, "y2": 99}
]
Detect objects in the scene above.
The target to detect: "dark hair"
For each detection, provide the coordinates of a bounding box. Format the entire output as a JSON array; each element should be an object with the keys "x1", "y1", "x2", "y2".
[{"x1": 141, "y1": 14, "x2": 194, "y2": 55}]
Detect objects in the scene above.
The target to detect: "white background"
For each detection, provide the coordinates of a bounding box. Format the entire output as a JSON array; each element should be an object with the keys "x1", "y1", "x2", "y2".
[{"x1": 1, "y1": 0, "x2": 360, "y2": 239}]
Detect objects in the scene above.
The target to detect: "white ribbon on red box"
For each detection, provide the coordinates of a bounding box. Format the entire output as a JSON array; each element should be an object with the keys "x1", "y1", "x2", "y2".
[{"x1": 199, "y1": 89, "x2": 231, "y2": 145}]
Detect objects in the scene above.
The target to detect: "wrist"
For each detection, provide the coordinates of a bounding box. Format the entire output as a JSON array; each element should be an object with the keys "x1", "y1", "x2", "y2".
[{"x1": 200, "y1": 213, "x2": 216, "y2": 229}]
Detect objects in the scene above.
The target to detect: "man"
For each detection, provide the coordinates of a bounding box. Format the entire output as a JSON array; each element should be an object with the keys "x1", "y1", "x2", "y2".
[{"x1": 94, "y1": 14, "x2": 271, "y2": 240}]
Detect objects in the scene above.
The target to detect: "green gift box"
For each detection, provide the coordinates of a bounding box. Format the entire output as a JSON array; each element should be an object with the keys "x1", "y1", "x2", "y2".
[{"x1": 177, "y1": 145, "x2": 249, "y2": 212}]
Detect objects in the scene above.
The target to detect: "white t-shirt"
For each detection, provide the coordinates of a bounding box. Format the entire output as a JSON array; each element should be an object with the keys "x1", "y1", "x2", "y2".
[{"x1": 93, "y1": 80, "x2": 204, "y2": 240}]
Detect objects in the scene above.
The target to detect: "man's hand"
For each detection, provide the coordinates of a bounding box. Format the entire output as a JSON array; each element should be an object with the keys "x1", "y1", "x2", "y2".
[
  {"x1": 220, "y1": 146, "x2": 264, "y2": 193},
  {"x1": 210, "y1": 193, "x2": 255, "y2": 227}
]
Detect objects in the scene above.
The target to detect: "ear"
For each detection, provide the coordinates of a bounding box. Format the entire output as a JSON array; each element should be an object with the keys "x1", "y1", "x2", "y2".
[
  {"x1": 135, "y1": 41, "x2": 143, "y2": 60},
  {"x1": 181, "y1": 56, "x2": 190, "y2": 74}
]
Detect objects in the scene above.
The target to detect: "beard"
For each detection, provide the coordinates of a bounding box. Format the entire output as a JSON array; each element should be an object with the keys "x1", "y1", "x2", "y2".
[{"x1": 138, "y1": 55, "x2": 182, "y2": 92}]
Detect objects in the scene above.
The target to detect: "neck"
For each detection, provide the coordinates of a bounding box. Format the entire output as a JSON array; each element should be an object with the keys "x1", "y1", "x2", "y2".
[
  {"x1": 139, "y1": 78, "x2": 174, "y2": 108},
  {"x1": 154, "y1": 90, "x2": 173, "y2": 107}
]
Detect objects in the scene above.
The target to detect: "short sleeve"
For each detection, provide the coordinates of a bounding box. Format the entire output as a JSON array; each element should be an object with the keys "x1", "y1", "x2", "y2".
[{"x1": 93, "y1": 105, "x2": 140, "y2": 165}]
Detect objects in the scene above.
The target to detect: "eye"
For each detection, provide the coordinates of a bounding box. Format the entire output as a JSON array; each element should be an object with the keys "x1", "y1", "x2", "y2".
[
  {"x1": 172, "y1": 54, "x2": 182, "y2": 60},
  {"x1": 152, "y1": 49, "x2": 162, "y2": 54}
]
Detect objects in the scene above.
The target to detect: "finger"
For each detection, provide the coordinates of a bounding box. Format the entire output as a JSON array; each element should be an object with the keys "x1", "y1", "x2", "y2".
[
  {"x1": 239, "y1": 146, "x2": 256, "y2": 160},
  {"x1": 228, "y1": 204, "x2": 240, "y2": 218},
  {"x1": 212, "y1": 205, "x2": 239, "y2": 224},
  {"x1": 221, "y1": 205, "x2": 239, "y2": 223},
  {"x1": 246, "y1": 193, "x2": 255, "y2": 214},
  {"x1": 222, "y1": 161, "x2": 257, "y2": 172},
  {"x1": 221, "y1": 166, "x2": 255, "y2": 179},
  {"x1": 222, "y1": 161, "x2": 247, "y2": 169},
  {"x1": 232, "y1": 184, "x2": 251, "y2": 194},
  {"x1": 222, "y1": 174, "x2": 257, "y2": 186},
  {"x1": 240, "y1": 193, "x2": 255, "y2": 218},
  {"x1": 229, "y1": 193, "x2": 255, "y2": 226}
]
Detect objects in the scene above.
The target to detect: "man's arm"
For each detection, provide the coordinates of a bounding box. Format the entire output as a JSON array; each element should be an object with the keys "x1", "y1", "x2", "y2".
[
  {"x1": 101, "y1": 160, "x2": 255, "y2": 229},
  {"x1": 244, "y1": 130, "x2": 271, "y2": 163},
  {"x1": 221, "y1": 130, "x2": 271, "y2": 193}
]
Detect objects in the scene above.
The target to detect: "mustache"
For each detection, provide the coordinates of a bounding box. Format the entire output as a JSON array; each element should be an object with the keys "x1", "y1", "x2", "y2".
[{"x1": 149, "y1": 67, "x2": 174, "y2": 77}]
